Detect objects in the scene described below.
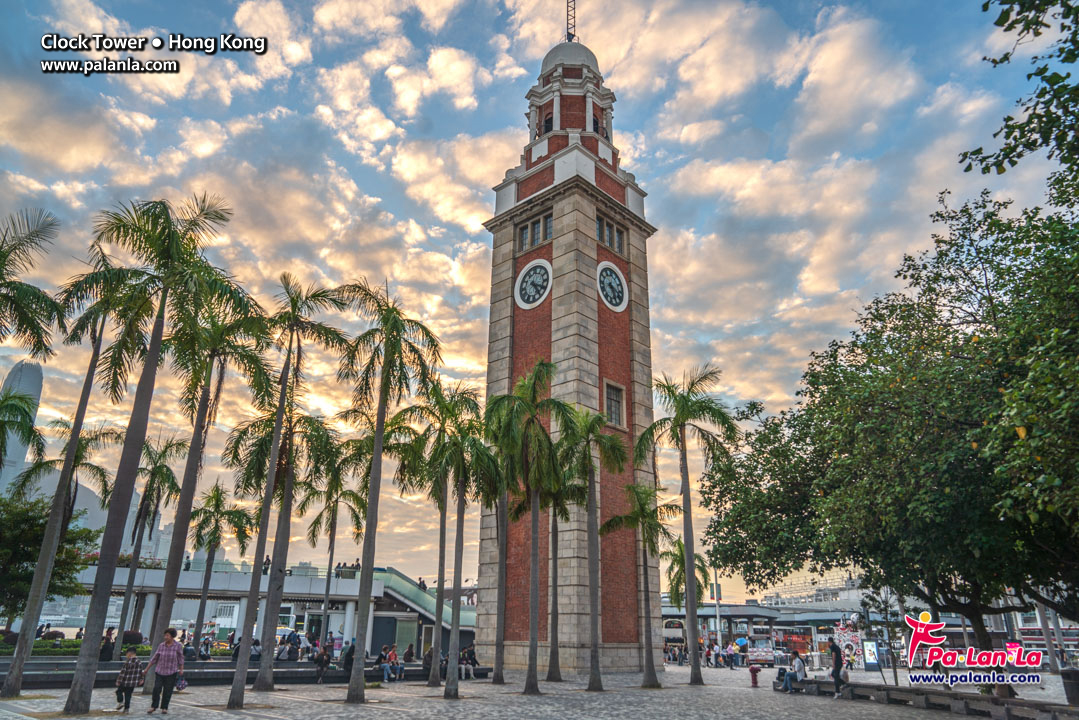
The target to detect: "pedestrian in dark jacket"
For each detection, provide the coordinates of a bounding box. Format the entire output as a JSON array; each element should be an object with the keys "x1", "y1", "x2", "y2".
[{"x1": 314, "y1": 648, "x2": 331, "y2": 684}]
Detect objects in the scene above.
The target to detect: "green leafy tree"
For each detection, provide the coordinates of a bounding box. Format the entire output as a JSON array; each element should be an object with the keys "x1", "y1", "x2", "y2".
[
  {"x1": 962, "y1": 1, "x2": 1079, "y2": 204},
  {"x1": 117, "y1": 436, "x2": 187, "y2": 635},
  {"x1": 0, "y1": 209, "x2": 64, "y2": 356},
  {"x1": 64, "y1": 194, "x2": 246, "y2": 714},
  {"x1": 485, "y1": 359, "x2": 573, "y2": 695},
  {"x1": 600, "y1": 484, "x2": 680, "y2": 689},
  {"x1": 337, "y1": 280, "x2": 440, "y2": 705},
  {"x1": 0, "y1": 496, "x2": 99, "y2": 630},
  {"x1": 0, "y1": 389, "x2": 45, "y2": 478},
  {"x1": 189, "y1": 481, "x2": 253, "y2": 648},
  {"x1": 636, "y1": 365, "x2": 738, "y2": 686},
  {"x1": 558, "y1": 406, "x2": 627, "y2": 691}
]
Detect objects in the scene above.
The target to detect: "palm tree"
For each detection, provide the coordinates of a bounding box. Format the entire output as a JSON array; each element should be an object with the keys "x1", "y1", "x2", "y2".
[
  {"x1": 337, "y1": 279, "x2": 440, "y2": 705},
  {"x1": 600, "y1": 484, "x2": 681, "y2": 688},
  {"x1": 2, "y1": 243, "x2": 148, "y2": 699},
  {"x1": 65, "y1": 194, "x2": 244, "y2": 714},
  {"x1": 225, "y1": 273, "x2": 348, "y2": 708},
  {"x1": 189, "y1": 481, "x2": 253, "y2": 648},
  {"x1": 0, "y1": 389, "x2": 45, "y2": 478},
  {"x1": 297, "y1": 438, "x2": 365, "y2": 651},
  {"x1": 393, "y1": 379, "x2": 475, "y2": 688},
  {"x1": 10, "y1": 420, "x2": 123, "y2": 532},
  {"x1": 145, "y1": 300, "x2": 269, "y2": 696},
  {"x1": 509, "y1": 462, "x2": 586, "y2": 683},
  {"x1": 559, "y1": 407, "x2": 627, "y2": 690},
  {"x1": 430, "y1": 403, "x2": 497, "y2": 700},
  {"x1": 0, "y1": 209, "x2": 64, "y2": 356},
  {"x1": 117, "y1": 436, "x2": 186, "y2": 636},
  {"x1": 634, "y1": 365, "x2": 738, "y2": 687},
  {"x1": 660, "y1": 536, "x2": 710, "y2": 650},
  {"x1": 485, "y1": 359, "x2": 573, "y2": 695}
]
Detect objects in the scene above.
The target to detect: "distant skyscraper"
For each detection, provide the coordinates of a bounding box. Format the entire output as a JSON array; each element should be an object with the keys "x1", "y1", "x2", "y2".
[{"x1": 0, "y1": 359, "x2": 42, "y2": 493}]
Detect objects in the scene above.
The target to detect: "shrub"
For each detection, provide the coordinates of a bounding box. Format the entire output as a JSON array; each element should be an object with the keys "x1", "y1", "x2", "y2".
[
  {"x1": 42, "y1": 630, "x2": 66, "y2": 641},
  {"x1": 1, "y1": 630, "x2": 17, "y2": 645},
  {"x1": 122, "y1": 630, "x2": 144, "y2": 645}
]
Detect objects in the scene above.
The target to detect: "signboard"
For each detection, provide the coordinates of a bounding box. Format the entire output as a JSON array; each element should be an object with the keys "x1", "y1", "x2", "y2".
[
  {"x1": 1005, "y1": 641, "x2": 1023, "y2": 664},
  {"x1": 862, "y1": 640, "x2": 881, "y2": 672}
]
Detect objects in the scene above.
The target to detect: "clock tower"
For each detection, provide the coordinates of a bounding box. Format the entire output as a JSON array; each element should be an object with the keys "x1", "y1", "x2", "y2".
[{"x1": 475, "y1": 39, "x2": 661, "y2": 673}]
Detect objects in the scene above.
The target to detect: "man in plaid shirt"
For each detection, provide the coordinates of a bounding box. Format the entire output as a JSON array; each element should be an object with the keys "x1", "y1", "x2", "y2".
[
  {"x1": 115, "y1": 646, "x2": 142, "y2": 713},
  {"x1": 144, "y1": 628, "x2": 184, "y2": 714}
]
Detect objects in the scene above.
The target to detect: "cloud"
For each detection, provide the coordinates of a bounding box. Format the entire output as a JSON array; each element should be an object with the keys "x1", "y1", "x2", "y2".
[
  {"x1": 313, "y1": 0, "x2": 465, "y2": 37},
  {"x1": 389, "y1": 129, "x2": 525, "y2": 233},
  {"x1": 788, "y1": 8, "x2": 921, "y2": 153},
  {"x1": 0, "y1": 76, "x2": 117, "y2": 173},
  {"x1": 386, "y1": 47, "x2": 493, "y2": 117},
  {"x1": 233, "y1": 0, "x2": 313, "y2": 81}
]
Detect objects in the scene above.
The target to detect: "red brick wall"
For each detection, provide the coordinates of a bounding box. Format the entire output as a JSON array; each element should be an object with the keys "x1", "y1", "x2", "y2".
[
  {"x1": 563, "y1": 67, "x2": 583, "y2": 79},
  {"x1": 517, "y1": 165, "x2": 554, "y2": 202},
  {"x1": 596, "y1": 244, "x2": 640, "y2": 644},
  {"x1": 526, "y1": 134, "x2": 569, "y2": 170},
  {"x1": 595, "y1": 168, "x2": 627, "y2": 205},
  {"x1": 505, "y1": 242, "x2": 553, "y2": 642},
  {"x1": 561, "y1": 94, "x2": 585, "y2": 130}
]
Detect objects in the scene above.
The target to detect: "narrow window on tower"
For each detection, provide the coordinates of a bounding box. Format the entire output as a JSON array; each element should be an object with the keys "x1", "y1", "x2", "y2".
[
  {"x1": 606, "y1": 221, "x2": 614, "y2": 248},
  {"x1": 531, "y1": 220, "x2": 541, "y2": 247},
  {"x1": 543, "y1": 113, "x2": 553, "y2": 135},
  {"x1": 616, "y1": 228, "x2": 624, "y2": 254},
  {"x1": 543, "y1": 214, "x2": 553, "y2": 241},
  {"x1": 592, "y1": 114, "x2": 600, "y2": 133},
  {"x1": 519, "y1": 224, "x2": 529, "y2": 252},
  {"x1": 596, "y1": 216, "x2": 602, "y2": 244},
  {"x1": 604, "y1": 382, "x2": 625, "y2": 428}
]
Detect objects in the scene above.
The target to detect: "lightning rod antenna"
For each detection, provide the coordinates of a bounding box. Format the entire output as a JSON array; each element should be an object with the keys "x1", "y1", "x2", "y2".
[{"x1": 567, "y1": 0, "x2": 576, "y2": 42}]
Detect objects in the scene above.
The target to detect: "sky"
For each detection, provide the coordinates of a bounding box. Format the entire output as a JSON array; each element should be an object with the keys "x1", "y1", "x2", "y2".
[{"x1": 0, "y1": 0, "x2": 1057, "y2": 603}]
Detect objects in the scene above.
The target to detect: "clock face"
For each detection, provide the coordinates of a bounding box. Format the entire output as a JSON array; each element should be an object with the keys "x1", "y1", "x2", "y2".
[
  {"x1": 515, "y1": 259, "x2": 552, "y2": 309},
  {"x1": 596, "y1": 261, "x2": 628, "y2": 312}
]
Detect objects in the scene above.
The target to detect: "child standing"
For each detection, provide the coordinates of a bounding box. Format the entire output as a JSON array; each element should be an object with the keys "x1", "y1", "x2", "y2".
[{"x1": 115, "y1": 647, "x2": 142, "y2": 713}]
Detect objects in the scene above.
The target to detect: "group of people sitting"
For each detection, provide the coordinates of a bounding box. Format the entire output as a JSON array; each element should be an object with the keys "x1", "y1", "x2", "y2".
[{"x1": 421, "y1": 643, "x2": 480, "y2": 680}]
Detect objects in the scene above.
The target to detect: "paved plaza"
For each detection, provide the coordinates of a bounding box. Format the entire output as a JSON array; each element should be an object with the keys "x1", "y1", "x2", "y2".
[{"x1": 2, "y1": 664, "x2": 1072, "y2": 720}]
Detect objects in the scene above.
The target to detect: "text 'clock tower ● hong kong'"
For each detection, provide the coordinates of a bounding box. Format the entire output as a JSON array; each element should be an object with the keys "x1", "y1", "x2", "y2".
[{"x1": 475, "y1": 37, "x2": 661, "y2": 673}]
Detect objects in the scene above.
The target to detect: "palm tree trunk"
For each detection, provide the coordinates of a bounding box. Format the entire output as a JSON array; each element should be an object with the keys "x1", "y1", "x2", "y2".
[
  {"x1": 427, "y1": 480, "x2": 448, "y2": 687},
  {"x1": 1, "y1": 316, "x2": 104, "y2": 698},
  {"x1": 64, "y1": 288, "x2": 169, "y2": 715},
  {"x1": 227, "y1": 347, "x2": 291, "y2": 710},
  {"x1": 117, "y1": 517, "x2": 147, "y2": 635},
  {"x1": 523, "y1": 486, "x2": 541, "y2": 695},
  {"x1": 640, "y1": 538, "x2": 661, "y2": 688},
  {"x1": 443, "y1": 475, "x2": 467, "y2": 699},
  {"x1": 546, "y1": 510, "x2": 562, "y2": 682},
  {"x1": 254, "y1": 461, "x2": 296, "y2": 690},
  {"x1": 192, "y1": 544, "x2": 217, "y2": 648},
  {"x1": 678, "y1": 426, "x2": 703, "y2": 686},
  {"x1": 143, "y1": 370, "x2": 213, "y2": 696},
  {"x1": 586, "y1": 462, "x2": 603, "y2": 691},
  {"x1": 321, "y1": 516, "x2": 336, "y2": 651},
  {"x1": 492, "y1": 491, "x2": 507, "y2": 684},
  {"x1": 346, "y1": 374, "x2": 391, "y2": 704}
]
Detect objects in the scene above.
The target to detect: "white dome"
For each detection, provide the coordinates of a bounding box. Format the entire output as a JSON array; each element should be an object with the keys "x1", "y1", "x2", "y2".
[{"x1": 541, "y1": 41, "x2": 600, "y2": 75}]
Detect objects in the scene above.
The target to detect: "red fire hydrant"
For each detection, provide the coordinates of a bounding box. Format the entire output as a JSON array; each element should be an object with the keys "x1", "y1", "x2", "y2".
[{"x1": 749, "y1": 665, "x2": 762, "y2": 687}]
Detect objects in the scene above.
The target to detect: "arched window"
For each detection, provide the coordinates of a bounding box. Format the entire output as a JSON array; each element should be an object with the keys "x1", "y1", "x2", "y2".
[{"x1": 543, "y1": 113, "x2": 553, "y2": 135}]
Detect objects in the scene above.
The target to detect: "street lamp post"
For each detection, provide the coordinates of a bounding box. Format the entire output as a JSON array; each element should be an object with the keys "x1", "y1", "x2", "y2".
[{"x1": 713, "y1": 568, "x2": 723, "y2": 652}]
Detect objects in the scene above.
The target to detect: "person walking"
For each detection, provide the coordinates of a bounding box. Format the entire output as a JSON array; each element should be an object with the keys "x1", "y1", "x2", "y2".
[
  {"x1": 143, "y1": 628, "x2": 184, "y2": 714},
  {"x1": 76, "y1": 628, "x2": 85, "y2": 640},
  {"x1": 829, "y1": 636, "x2": 844, "y2": 698},
  {"x1": 115, "y1": 647, "x2": 143, "y2": 713},
  {"x1": 314, "y1": 647, "x2": 331, "y2": 684}
]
